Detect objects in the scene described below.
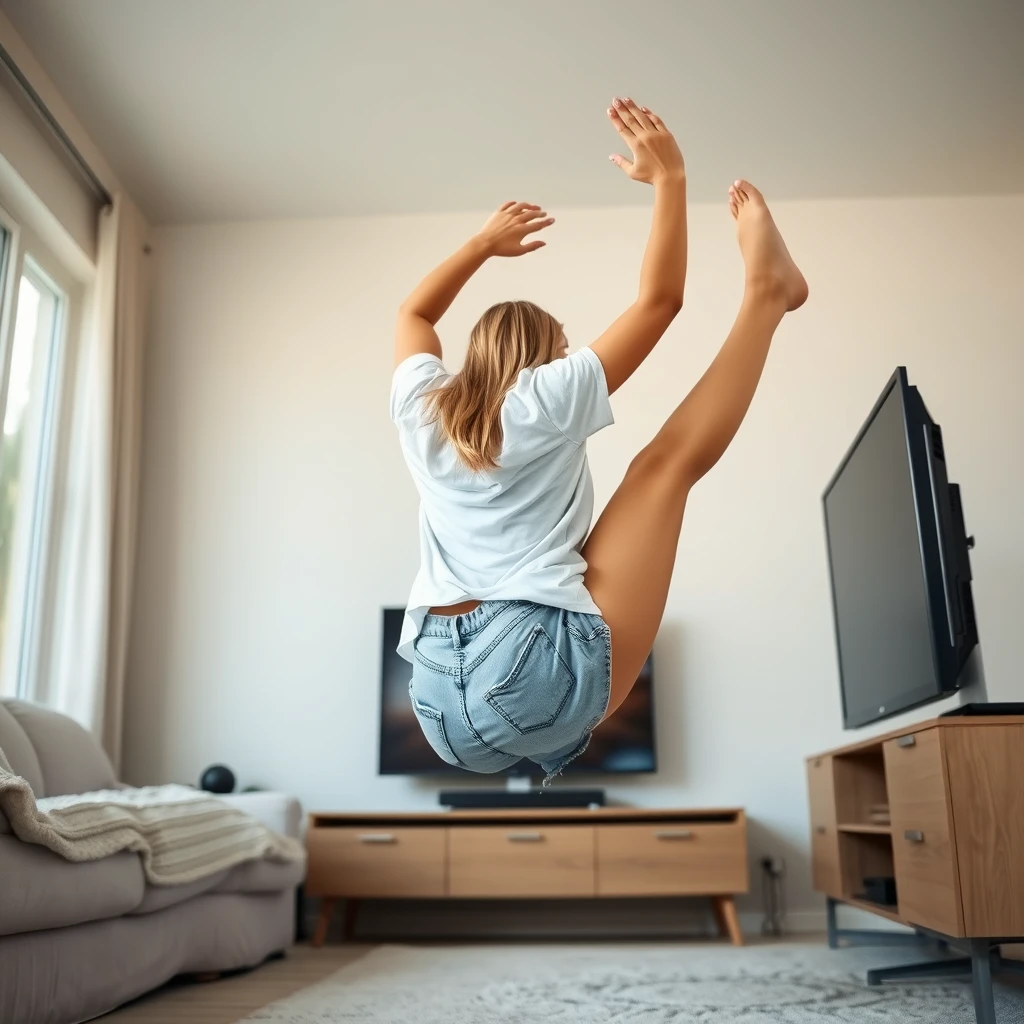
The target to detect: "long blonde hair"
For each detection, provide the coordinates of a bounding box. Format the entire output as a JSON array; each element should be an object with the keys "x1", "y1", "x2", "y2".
[{"x1": 426, "y1": 300, "x2": 562, "y2": 472}]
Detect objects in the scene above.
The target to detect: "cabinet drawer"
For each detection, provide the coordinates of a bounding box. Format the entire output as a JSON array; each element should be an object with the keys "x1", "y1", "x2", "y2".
[
  {"x1": 448, "y1": 826, "x2": 594, "y2": 897},
  {"x1": 884, "y1": 729, "x2": 963, "y2": 936},
  {"x1": 306, "y1": 827, "x2": 446, "y2": 898},
  {"x1": 807, "y1": 757, "x2": 842, "y2": 898},
  {"x1": 596, "y1": 822, "x2": 748, "y2": 896}
]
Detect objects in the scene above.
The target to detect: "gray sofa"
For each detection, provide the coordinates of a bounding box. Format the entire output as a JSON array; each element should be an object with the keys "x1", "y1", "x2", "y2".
[{"x1": 0, "y1": 698, "x2": 306, "y2": 1024}]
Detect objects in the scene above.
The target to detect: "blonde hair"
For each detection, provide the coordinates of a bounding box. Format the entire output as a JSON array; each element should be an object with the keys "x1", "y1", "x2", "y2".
[{"x1": 426, "y1": 300, "x2": 562, "y2": 472}]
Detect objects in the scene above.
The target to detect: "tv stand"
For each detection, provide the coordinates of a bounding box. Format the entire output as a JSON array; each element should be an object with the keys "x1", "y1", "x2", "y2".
[
  {"x1": 307, "y1": 806, "x2": 748, "y2": 946},
  {"x1": 807, "y1": 714, "x2": 1024, "y2": 1023}
]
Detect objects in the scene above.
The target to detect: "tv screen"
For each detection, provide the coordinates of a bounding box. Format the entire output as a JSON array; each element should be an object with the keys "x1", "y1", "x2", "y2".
[
  {"x1": 822, "y1": 367, "x2": 976, "y2": 728},
  {"x1": 379, "y1": 607, "x2": 656, "y2": 776}
]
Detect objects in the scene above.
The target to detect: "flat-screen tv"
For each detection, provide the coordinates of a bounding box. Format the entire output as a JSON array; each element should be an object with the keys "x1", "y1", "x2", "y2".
[
  {"x1": 379, "y1": 607, "x2": 656, "y2": 776},
  {"x1": 822, "y1": 367, "x2": 977, "y2": 728}
]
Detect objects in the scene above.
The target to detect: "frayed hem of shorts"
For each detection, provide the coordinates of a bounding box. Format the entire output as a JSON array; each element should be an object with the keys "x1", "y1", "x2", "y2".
[{"x1": 540, "y1": 731, "x2": 594, "y2": 787}]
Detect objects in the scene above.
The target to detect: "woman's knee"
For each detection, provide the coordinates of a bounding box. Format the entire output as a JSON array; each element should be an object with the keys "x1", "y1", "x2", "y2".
[{"x1": 627, "y1": 437, "x2": 702, "y2": 492}]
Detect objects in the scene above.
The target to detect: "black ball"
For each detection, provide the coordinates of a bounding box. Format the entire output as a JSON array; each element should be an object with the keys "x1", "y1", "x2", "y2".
[{"x1": 199, "y1": 764, "x2": 236, "y2": 794}]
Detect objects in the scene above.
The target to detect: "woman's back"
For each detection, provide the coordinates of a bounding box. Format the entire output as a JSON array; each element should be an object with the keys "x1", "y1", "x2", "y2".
[{"x1": 391, "y1": 347, "x2": 612, "y2": 658}]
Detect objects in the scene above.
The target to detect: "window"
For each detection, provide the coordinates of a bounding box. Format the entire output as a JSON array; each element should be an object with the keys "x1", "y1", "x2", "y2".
[{"x1": 0, "y1": 203, "x2": 74, "y2": 698}]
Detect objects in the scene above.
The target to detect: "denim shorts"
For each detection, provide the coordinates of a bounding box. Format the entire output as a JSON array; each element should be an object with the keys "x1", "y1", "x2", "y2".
[{"x1": 410, "y1": 601, "x2": 612, "y2": 782}]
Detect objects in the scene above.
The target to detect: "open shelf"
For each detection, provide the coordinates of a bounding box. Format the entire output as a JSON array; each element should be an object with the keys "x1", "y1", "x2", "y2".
[
  {"x1": 844, "y1": 896, "x2": 904, "y2": 925},
  {"x1": 837, "y1": 823, "x2": 892, "y2": 835},
  {"x1": 833, "y1": 748, "x2": 889, "y2": 826}
]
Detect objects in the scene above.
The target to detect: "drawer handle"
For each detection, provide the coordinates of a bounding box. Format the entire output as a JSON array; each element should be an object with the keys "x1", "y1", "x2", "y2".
[
  {"x1": 506, "y1": 832, "x2": 544, "y2": 842},
  {"x1": 813, "y1": 758, "x2": 822, "y2": 768},
  {"x1": 357, "y1": 833, "x2": 397, "y2": 844},
  {"x1": 896, "y1": 735, "x2": 917, "y2": 748},
  {"x1": 904, "y1": 829, "x2": 925, "y2": 843},
  {"x1": 815, "y1": 826, "x2": 827, "y2": 835},
  {"x1": 655, "y1": 829, "x2": 694, "y2": 840}
]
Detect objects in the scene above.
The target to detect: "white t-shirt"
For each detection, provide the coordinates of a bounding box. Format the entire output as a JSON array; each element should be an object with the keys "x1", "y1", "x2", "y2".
[{"x1": 390, "y1": 347, "x2": 614, "y2": 661}]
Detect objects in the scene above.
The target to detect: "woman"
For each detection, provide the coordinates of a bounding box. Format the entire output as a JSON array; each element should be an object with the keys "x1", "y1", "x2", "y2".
[{"x1": 391, "y1": 98, "x2": 807, "y2": 781}]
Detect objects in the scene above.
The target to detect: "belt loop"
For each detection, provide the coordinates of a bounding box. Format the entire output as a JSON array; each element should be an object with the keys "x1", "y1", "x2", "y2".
[{"x1": 450, "y1": 616, "x2": 465, "y2": 688}]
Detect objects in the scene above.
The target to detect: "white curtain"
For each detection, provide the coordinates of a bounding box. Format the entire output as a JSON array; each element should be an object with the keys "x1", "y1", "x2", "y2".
[{"x1": 40, "y1": 193, "x2": 149, "y2": 770}]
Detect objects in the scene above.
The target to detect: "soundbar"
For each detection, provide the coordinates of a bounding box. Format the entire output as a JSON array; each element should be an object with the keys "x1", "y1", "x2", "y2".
[{"x1": 439, "y1": 788, "x2": 606, "y2": 810}]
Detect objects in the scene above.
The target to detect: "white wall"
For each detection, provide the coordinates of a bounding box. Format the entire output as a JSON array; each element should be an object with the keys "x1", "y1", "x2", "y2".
[{"x1": 125, "y1": 195, "x2": 1024, "y2": 925}]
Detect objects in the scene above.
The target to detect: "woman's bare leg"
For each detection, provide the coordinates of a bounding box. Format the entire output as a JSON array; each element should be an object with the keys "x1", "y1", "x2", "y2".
[{"x1": 583, "y1": 180, "x2": 808, "y2": 718}]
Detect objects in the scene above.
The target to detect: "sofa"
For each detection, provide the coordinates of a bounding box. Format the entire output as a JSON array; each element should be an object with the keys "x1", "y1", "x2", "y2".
[{"x1": 0, "y1": 698, "x2": 306, "y2": 1024}]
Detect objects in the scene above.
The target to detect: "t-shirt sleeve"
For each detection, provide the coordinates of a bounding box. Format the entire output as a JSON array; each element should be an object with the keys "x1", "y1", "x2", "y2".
[
  {"x1": 390, "y1": 353, "x2": 448, "y2": 425},
  {"x1": 529, "y1": 347, "x2": 614, "y2": 444}
]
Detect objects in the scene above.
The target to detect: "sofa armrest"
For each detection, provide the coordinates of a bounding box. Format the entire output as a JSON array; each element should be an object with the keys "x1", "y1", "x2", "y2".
[{"x1": 216, "y1": 792, "x2": 302, "y2": 840}]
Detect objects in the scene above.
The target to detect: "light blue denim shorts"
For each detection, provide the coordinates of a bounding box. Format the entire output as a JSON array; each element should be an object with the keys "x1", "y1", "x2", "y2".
[{"x1": 410, "y1": 601, "x2": 612, "y2": 782}]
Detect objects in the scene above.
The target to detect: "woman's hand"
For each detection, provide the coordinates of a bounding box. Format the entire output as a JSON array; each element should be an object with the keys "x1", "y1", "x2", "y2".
[
  {"x1": 477, "y1": 202, "x2": 555, "y2": 258},
  {"x1": 608, "y1": 98, "x2": 685, "y2": 186}
]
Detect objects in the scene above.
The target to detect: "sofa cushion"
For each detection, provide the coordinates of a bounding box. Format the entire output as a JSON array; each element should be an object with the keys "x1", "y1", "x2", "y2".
[
  {"x1": 0, "y1": 702, "x2": 45, "y2": 796},
  {"x1": 214, "y1": 855, "x2": 306, "y2": 895},
  {"x1": 0, "y1": 836, "x2": 144, "y2": 935},
  {"x1": 130, "y1": 870, "x2": 229, "y2": 916},
  {"x1": 4, "y1": 700, "x2": 116, "y2": 797}
]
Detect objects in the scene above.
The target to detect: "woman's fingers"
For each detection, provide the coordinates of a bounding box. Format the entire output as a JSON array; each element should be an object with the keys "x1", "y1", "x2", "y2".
[
  {"x1": 516, "y1": 208, "x2": 550, "y2": 223},
  {"x1": 608, "y1": 104, "x2": 635, "y2": 141},
  {"x1": 521, "y1": 216, "x2": 555, "y2": 235},
  {"x1": 641, "y1": 105, "x2": 666, "y2": 132},
  {"x1": 624, "y1": 98, "x2": 653, "y2": 131},
  {"x1": 609, "y1": 152, "x2": 634, "y2": 176},
  {"x1": 612, "y1": 97, "x2": 642, "y2": 134},
  {"x1": 519, "y1": 239, "x2": 546, "y2": 254}
]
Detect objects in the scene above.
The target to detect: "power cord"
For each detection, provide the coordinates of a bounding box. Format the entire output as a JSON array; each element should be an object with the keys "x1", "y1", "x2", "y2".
[{"x1": 760, "y1": 856, "x2": 787, "y2": 937}]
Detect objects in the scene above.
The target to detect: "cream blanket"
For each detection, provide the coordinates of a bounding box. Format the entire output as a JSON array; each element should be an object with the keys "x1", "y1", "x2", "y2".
[{"x1": 0, "y1": 750, "x2": 305, "y2": 886}]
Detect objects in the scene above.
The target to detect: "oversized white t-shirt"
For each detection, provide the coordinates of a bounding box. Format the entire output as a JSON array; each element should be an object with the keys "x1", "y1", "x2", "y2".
[{"x1": 390, "y1": 347, "x2": 614, "y2": 661}]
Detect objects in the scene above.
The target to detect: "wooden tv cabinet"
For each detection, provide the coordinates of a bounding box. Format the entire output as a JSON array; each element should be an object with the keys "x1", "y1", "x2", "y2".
[
  {"x1": 307, "y1": 806, "x2": 749, "y2": 946},
  {"x1": 807, "y1": 715, "x2": 1024, "y2": 1023}
]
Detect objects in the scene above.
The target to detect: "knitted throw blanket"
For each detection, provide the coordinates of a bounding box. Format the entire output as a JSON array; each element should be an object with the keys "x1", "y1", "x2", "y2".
[{"x1": 0, "y1": 749, "x2": 305, "y2": 886}]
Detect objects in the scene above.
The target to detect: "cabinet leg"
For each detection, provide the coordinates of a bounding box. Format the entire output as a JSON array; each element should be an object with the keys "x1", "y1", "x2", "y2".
[
  {"x1": 970, "y1": 940, "x2": 996, "y2": 1024},
  {"x1": 342, "y1": 898, "x2": 361, "y2": 941},
  {"x1": 312, "y1": 897, "x2": 337, "y2": 948},
  {"x1": 826, "y1": 897, "x2": 839, "y2": 949},
  {"x1": 713, "y1": 896, "x2": 744, "y2": 947},
  {"x1": 711, "y1": 897, "x2": 728, "y2": 938}
]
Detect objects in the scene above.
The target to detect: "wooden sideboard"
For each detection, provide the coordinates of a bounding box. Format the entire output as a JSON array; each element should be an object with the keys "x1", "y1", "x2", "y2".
[
  {"x1": 807, "y1": 716, "x2": 1024, "y2": 1023},
  {"x1": 307, "y1": 806, "x2": 749, "y2": 945}
]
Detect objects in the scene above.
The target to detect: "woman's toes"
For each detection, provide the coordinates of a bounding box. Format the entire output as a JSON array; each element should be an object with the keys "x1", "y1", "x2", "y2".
[{"x1": 736, "y1": 179, "x2": 762, "y2": 203}]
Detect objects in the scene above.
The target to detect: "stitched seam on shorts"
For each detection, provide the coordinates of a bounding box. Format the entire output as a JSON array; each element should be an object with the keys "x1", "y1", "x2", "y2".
[
  {"x1": 411, "y1": 698, "x2": 464, "y2": 767},
  {"x1": 566, "y1": 619, "x2": 609, "y2": 644},
  {"x1": 413, "y1": 650, "x2": 459, "y2": 676},
  {"x1": 484, "y1": 625, "x2": 576, "y2": 735},
  {"x1": 463, "y1": 606, "x2": 535, "y2": 672}
]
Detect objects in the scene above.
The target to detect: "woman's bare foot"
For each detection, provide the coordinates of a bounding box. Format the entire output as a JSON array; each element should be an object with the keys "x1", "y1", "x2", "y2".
[{"x1": 729, "y1": 180, "x2": 808, "y2": 311}]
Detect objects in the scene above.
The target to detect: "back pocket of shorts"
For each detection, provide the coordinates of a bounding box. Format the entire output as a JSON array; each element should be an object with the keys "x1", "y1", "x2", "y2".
[
  {"x1": 411, "y1": 697, "x2": 463, "y2": 768},
  {"x1": 484, "y1": 624, "x2": 574, "y2": 734}
]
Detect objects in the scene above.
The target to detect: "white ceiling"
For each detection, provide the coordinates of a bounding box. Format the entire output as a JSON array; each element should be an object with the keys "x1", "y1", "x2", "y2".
[{"x1": 2, "y1": 0, "x2": 1022, "y2": 224}]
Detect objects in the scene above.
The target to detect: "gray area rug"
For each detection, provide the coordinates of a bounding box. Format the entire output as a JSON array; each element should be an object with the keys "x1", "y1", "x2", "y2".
[{"x1": 241, "y1": 942, "x2": 1024, "y2": 1023}]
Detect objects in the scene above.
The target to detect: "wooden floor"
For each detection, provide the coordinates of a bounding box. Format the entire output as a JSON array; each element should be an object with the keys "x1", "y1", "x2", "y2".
[{"x1": 99, "y1": 944, "x2": 375, "y2": 1024}]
